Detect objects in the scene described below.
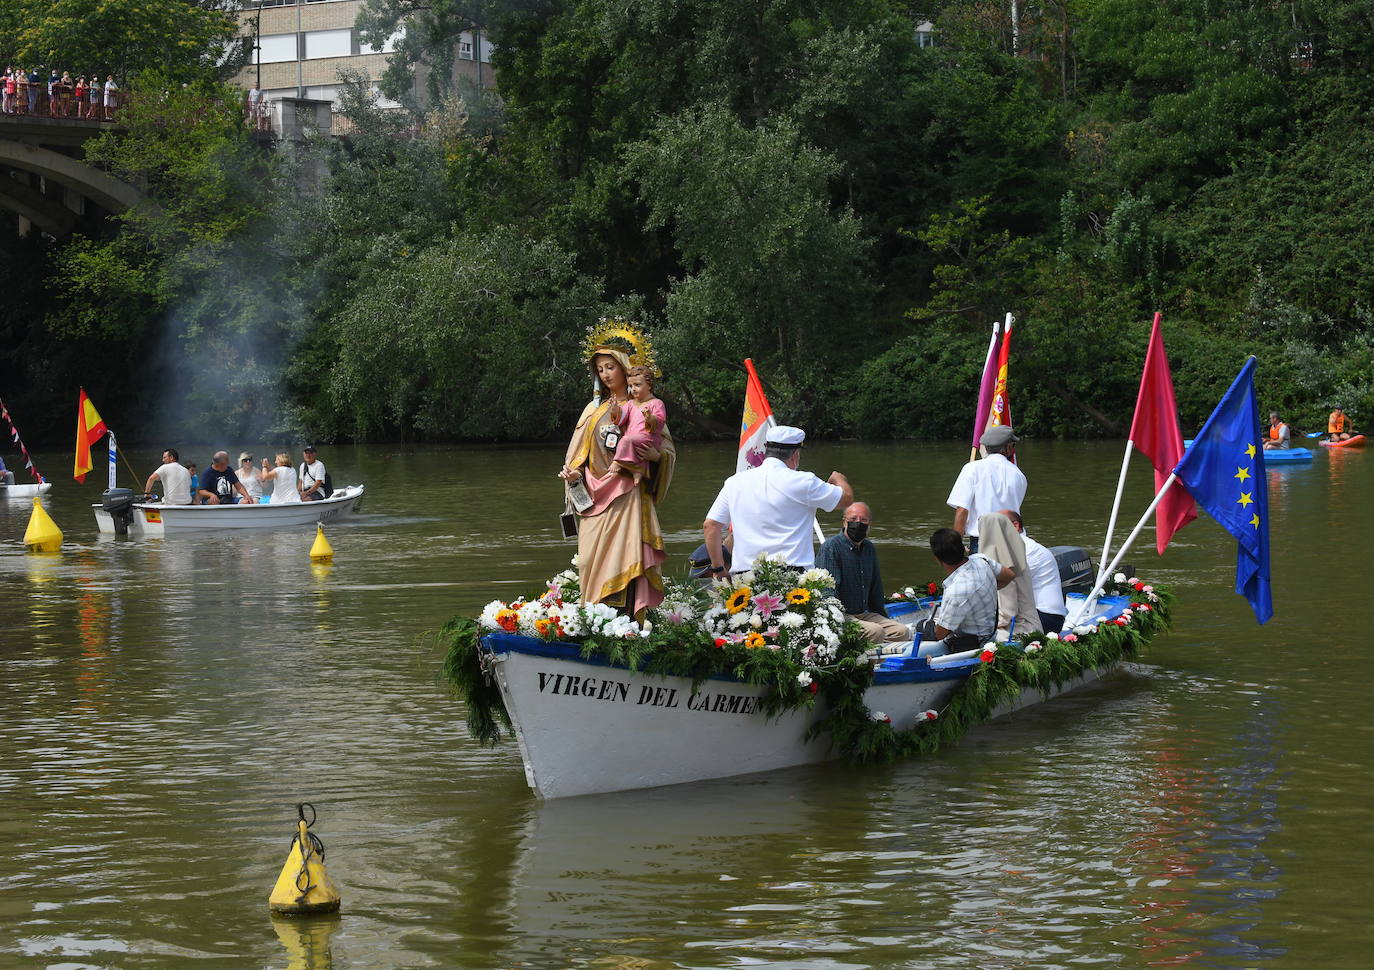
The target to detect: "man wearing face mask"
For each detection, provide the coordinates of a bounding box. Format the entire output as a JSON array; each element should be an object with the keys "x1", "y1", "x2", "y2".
[{"x1": 815, "y1": 502, "x2": 909, "y2": 644}]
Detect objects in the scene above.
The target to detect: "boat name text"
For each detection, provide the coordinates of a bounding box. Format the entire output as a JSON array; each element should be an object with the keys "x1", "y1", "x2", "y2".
[{"x1": 534, "y1": 671, "x2": 760, "y2": 715}]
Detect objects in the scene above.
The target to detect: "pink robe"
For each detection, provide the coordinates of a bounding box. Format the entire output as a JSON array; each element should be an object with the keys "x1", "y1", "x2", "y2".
[{"x1": 613, "y1": 398, "x2": 667, "y2": 476}]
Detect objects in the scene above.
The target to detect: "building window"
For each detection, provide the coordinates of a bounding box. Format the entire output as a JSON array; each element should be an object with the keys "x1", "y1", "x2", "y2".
[
  {"x1": 459, "y1": 39, "x2": 473, "y2": 60},
  {"x1": 255, "y1": 34, "x2": 298, "y2": 64},
  {"x1": 305, "y1": 28, "x2": 352, "y2": 60},
  {"x1": 360, "y1": 29, "x2": 403, "y2": 55},
  {"x1": 915, "y1": 21, "x2": 937, "y2": 49}
]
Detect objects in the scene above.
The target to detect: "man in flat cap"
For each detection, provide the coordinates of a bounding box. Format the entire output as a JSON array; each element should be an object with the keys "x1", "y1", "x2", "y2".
[
  {"x1": 703, "y1": 426, "x2": 853, "y2": 575},
  {"x1": 947, "y1": 425, "x2": 1026, "y2": 552}
]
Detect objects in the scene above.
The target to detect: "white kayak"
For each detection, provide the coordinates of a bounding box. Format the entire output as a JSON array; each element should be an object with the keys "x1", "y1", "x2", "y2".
[
  {"x1": 1, "y1": 482, "x2": 53, "y2": 500},
  {"x1": 92, "y1": 485, "x2": 365, "y2": 537}
]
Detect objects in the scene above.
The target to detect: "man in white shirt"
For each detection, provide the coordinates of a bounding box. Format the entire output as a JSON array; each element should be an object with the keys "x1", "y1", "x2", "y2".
[
  {"x1": 1001, "y1": 508, "x2": 1066, "y2": 633},
  {"x1": 702, "y1": 426, "x2": 853, "y2": 575},
  {"x1": 299, "y1": 445, "x2": 328, "y2": 501},
  {"x1": 947, "y1": 424, "x2": 1026, "y2": 552},
  {"x1": 144, "y1": 448, "x2": 192, "y2": 505}
]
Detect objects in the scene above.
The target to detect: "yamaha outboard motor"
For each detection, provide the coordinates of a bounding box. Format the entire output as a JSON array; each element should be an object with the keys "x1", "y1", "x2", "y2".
[
  {"x1": 1048, "y1": 545, "x2": 1094, "y2": 594},
  {"x1": 102, "y1": 487, "x2": 137, "y2": 535}
]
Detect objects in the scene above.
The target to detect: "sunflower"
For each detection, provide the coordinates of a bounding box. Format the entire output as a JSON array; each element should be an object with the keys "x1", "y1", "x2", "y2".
[
  {"x1": 786, "y1": 587, "x2": 811, "y2": 605},
  {"x1": 743, "y1": 631, "x2": 767, "y2": 649},
  {"x1": 726, "y1": 586, "x2": 753, "y2": 614}
]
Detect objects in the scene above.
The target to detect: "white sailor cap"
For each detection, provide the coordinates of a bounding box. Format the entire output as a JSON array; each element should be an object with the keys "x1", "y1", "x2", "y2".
[{"x1": 766, "y1": 425, "x2": 805, "y2": 446}]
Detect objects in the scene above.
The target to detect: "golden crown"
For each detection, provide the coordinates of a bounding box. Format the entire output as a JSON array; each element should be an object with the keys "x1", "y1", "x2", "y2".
[{"x1": 583, "y1": 318, "x2": 659, "y2": 376}]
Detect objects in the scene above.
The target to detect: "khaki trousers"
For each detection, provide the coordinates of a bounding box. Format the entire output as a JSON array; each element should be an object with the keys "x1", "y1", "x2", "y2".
[{"x1": 850, "y1": 611, "x2": 911, "y2": 644}]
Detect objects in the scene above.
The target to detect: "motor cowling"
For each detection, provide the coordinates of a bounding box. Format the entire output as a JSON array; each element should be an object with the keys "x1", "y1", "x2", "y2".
[
  {"x1": 102, "y1": 487, "x2": 137, "y2": 535},
  {"x1": 1048, "y1": 545, "x2": 1094, "y2": 593}
]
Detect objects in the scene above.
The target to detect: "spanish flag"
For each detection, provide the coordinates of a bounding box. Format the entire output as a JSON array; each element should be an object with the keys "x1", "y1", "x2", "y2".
[
  {"x1": 73, "y1": 388, "x2": 107, "y2": 483},
  {"x1": 737, "y1": 358, "x2": 775, "y2": 473}
]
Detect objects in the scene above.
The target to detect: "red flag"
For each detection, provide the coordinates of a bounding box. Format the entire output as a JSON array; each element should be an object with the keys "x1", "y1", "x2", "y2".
[
  {"x1": 985, "y1": 318, "x2": 1013, "y2": 433},
  {"x1": 1128, "y1": 313, "x2": 1196, "y2": 553},
  {"x1": 737, "y1": 359, "x2": 776, "y2": 472},
  {"x1": 73, "y1": 388, "x2": 107, "y2": 483}
]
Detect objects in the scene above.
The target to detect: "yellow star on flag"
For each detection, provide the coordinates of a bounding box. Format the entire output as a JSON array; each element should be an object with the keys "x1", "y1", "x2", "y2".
[
  {"x1": 1238, "y1": 492, "x2": 1253, "y2": 508},
  {"x1": 1245, "y1": 443, "x2": 1256, "y2": 459},
  {"x1": 1250, "y1": 513, "x2": 1261, "y2": 528},
  {"x1": 1235, "y1": 466, "x2": 1251, "y2": 483}
]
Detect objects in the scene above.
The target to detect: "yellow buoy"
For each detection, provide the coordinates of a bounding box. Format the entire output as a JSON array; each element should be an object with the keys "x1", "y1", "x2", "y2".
[
  {"x1": 309, "y1": 525, "x2": 334, "y2": 563},
  {"x1": 24, "y1": 497, "x2": 63, "y2": 553},
  {"x1": 269, "y1": 803, "x2": 341, "y2": 915}
]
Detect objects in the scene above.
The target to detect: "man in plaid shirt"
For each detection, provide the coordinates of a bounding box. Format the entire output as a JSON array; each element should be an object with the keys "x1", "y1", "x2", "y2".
[{"x1": 916, "y1": 528, "x2": 1015, "y2": 651}]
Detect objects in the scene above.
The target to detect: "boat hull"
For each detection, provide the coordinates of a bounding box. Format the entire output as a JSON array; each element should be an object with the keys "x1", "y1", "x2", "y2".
[
  {"x1": 1320, "y1": 434, "x2": 1366, "y2": 449},
  {"x1": 1, "y1": 482, "x2": 53, "y2": 500},
  {"x1": 485, "y1": 633, "x2": 1116, "y2": 800},
  {"x1": 92, "y1": 485, "x2": 364, "y2": 536}
]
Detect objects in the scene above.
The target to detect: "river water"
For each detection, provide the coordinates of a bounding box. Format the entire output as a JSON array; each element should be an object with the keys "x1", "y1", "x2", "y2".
[{"x1": 1, "y1": 440, "x2": 1370, "y2": 969}]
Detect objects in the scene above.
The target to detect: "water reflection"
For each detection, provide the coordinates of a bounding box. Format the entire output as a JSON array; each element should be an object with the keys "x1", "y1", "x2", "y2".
[{"x1": 271, "y1": 915, "x2": 340, "y2": 970}]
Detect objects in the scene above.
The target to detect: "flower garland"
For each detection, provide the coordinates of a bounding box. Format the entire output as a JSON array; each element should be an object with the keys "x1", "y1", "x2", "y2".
[{"x1": 440, "y1": 559, "x2": 1175, "y2": 763}]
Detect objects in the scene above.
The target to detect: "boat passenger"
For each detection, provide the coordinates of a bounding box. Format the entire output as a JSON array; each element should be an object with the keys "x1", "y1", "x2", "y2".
[
  {"x1": 947, "y1": 425, "x2": 1026, "y2": 553},
  {"x1": 976, "y1": 511, "x2": 1041, "y2": 640},
  {"x1": 1001, "y1": 509, "x2": 1066, "y2": 634},
  {"x1": 1328, "y1": 408, "x2": 1351, "y2": 441},
  {"x1": 815, "y1": 501, "x2": 908, "y2": 644},
  {"x1": 237, "y1": 453, "x2": 263, "y2": 503},
  {"x1": 144, "y1": 448, "x2": 193, "y2": 505},
  {"x1": 1263, "y1": 412, "x2": 1290, "y2": 450},
  {"x1": 198, "y1": 451, "x2": 253, "y2": 505},
  {"x1": 299, "y1": 445, "x2": 330, "y2": 500},
  {"x1": 262, "y1": 453, "x2": 301, "y2": 504},
  {"x1": 914, "y1": 528, "x2": 1015, "y2": 652},
  {"x1": 187, "y1": 463, "x2": 199, "y2": 497},
  {"x1": 560, "y1": 345, "x2": 675, "y2": 619},
  {"x1": 703, "y1": 425, "x2": 852, "y2": 576},
  {"x1": 0, "y1": 454, "x2": 13, "y2": 487}
]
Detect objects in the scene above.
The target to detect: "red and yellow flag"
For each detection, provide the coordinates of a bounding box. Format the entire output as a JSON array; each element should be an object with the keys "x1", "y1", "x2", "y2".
[
  {"x1": 737, "y1": 359, "x2": 775, "y2": 472},
  {"x1": 73, "y1": 388, "x2": 107, "y2": 483}
]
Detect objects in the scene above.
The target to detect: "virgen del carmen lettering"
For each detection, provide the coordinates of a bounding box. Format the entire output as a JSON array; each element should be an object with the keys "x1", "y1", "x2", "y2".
[{"x1": 535, "y1": 671, "x2": 764, "y2": 715}]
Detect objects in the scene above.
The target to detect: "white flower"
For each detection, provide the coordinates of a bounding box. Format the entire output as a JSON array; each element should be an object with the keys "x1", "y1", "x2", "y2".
[
  {"x1": 800, "y1": 567, "x2": 834, "y2": 586},
  {"x1": 570, "y1": 554, "x2": 581, "y2": 568},
  {"x1": 1113, "y1": 572, "x2": 1127, "y2": 584},
  {"x1": 748, "y1": 613, "x2": 763, "y2": 628},
  {"x1": 1073, "y1": 625, "x2": 1092, "y2": 636},
  {"x1": 728, "y1": 611, "x2": 752, "y2": 629},
  {"x1": 640, "y1": 620, "x2": 652, "y2": 637},
  {"x1": 796, "y1": 671, "x2": 813, "y2": 687},
  {"x1": 1025, "y1": 641, "x2": 1042, "y2": 654},
  {"x1": 778, "y1": 611, "x2": 804, "y2": 629},
  {"x1": 737, "y1": 570, "x2": 757, "y2": 586},
  {"x1": 1046, "y1": 631, "x2": 1060, "y2": 640},
  {"x1": 983, "y1": 642, "x2": 998, "y2": 652},
  {"x1": 919, "y1": 709, "x2": 938, "y2": 722},
  {"x1": 478, "y1": 600, "x2": 506, "y2": 630},
  {"x1": 871, "y1": 710, "x2": 889, "y2": 722}
]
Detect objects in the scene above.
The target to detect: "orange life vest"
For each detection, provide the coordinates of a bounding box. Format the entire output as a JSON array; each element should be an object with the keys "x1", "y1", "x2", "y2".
[
  {"x1": 1268, "y1": 423, "x2": 1285, "y2": 441},
  {"x1": 1329, "y1": 412, "x2": 1348, "y2": 434}
]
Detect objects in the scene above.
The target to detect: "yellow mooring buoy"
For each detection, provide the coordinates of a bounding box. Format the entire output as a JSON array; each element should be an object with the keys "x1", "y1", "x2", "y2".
[
  {"x1": 24, "y1": 497, "x2": 63, "y2": 553},
  {"x1": 269, "y1": 803, "x2": 341, "y2": 915},
  {"x1": 309, "y1": 525, "x2": 334, "y2": 563}
]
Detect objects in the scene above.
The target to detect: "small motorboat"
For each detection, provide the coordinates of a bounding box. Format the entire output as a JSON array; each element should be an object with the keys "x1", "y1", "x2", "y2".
[
  {"x1": 92, "y1": 485, "x2": 365, "y2": 537},
  {"x1": 1, "y1": 482, "x2": 54, "y2": 500}
]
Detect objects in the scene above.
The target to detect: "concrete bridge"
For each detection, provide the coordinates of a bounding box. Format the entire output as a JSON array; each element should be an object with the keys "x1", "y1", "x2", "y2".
[
  {"x1": 0, "y1": 98, "x2": 332, "y2": 238},
  {"x1": 0, "y1": 114, "x2": 144, "y2": 237}
]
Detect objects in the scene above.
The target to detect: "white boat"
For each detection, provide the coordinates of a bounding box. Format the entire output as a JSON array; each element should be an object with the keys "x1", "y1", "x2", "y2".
[
  {"x1": 1, "y1": 482, "x2": 53, "y2": 500},
  {"x1": 92, "y1": 485, "x2": 365, "y2": 536},
  {"x1": 480, "y1": 590, "x2": 1138, "y2": 800}
]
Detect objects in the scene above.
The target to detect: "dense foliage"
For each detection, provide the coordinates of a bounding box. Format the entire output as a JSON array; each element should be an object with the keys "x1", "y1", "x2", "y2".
[{"x1": 6, "y1": 0, "x2": 1374, "y2": 443}]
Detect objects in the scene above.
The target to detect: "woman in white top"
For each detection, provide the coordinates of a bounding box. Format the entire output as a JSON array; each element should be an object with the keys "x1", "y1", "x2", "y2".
[
  {"x1": 261, "y1": 452, "x2": 301, "y2": 504},
  {"x1": 237, "y1": 452, "x2": 263, "y2": 503}
]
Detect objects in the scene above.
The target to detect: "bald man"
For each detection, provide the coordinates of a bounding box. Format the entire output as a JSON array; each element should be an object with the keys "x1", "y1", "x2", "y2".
[{"x1": 815, "y1": 502, "x2": 909, "y2": 644}]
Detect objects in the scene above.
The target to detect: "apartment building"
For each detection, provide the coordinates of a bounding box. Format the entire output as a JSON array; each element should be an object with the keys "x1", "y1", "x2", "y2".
[{"x1": 234, "y1": 0, "x2": 494, "y2": 119}]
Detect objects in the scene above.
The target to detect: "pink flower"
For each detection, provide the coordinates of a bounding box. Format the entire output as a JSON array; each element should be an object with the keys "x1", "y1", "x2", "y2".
[
  {"x1": 752, "y1": 593, "x2": 785, "y2": 619},
  {"x1": 665, "y1": 608, "x2": 686, "y2": 624},
  {"x1": 1062, "y1": 633, "x2": 1079, "y2": 642}
]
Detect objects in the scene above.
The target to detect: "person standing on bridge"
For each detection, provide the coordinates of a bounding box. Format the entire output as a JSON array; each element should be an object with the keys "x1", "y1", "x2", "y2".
[
  {"x1": 3, "y1": 69, "x2": 16, "y2": 115},
  {"x1": 27, "y1": 68, "x2": 40, "y2": 115},
  {"x1": 103, "y1": 75, "x2": 119, "y2": 122}
]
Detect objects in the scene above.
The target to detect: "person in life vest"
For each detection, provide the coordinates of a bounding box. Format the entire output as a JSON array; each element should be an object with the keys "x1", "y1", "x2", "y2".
[
  {"x1": 1263, "y1": 412, "x2": 1290, "y2": 450},
  {"x1": 1328, "y1": 408, "x2": 1352, "y2": 441}
]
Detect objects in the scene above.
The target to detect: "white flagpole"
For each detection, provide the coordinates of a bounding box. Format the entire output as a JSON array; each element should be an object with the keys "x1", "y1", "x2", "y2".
[
  {"x1": 107, "y1": 431, "x2": 117, "y2": 491},
  {"x1": 1068, "y1": 473, "x2": 1180, "y2": 626},
  {"x1": 1097, "y1": 439, "x2": 1135, "y2": 587}
]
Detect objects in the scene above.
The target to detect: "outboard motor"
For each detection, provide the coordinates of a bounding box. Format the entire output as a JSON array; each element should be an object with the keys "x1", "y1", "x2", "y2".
[
  {"x1": 102, "y1": 487, "x2": 137, "y2": 536},
  {"x1": 1048, "y1": 545, "x2": 1094, "y2": 594}
]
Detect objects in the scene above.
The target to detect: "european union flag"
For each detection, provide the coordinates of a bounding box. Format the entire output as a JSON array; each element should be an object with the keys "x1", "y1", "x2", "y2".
[{"x1": 1172, "y1": 357, "x2": 1272, "y2": 623}]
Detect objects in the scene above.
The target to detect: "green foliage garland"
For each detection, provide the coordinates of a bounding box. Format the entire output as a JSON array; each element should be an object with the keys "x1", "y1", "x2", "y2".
[{"x1": 440, "y1": 579, "x2": 1174, "y2": 766}]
